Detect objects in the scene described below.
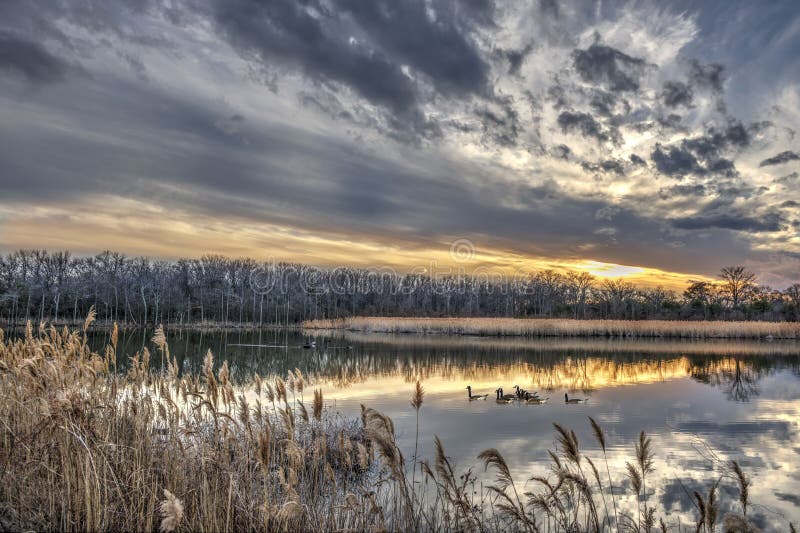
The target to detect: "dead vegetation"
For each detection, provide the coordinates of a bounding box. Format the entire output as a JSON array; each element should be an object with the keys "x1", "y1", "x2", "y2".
[{"x1": 0, "y1": 315, "x2": 794, "y2": 531}]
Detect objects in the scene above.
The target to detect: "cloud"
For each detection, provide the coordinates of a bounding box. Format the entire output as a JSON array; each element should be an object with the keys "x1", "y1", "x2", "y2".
[
  {"x1": 651, "y1": 144, "x2": 703, "y2": 177},
  {"x1": 572, "y1": 43, "x2": 647, "y2": 92},
  {"x1": 557, "y1": 110, "x2": 619, "y2": 144},
  {"x1": 672, "y1": 212, "x2": 785, "y2": 233},
  {"x1": 688, "y1": 59, "x2": 725, "y2": 93},
  {"x1": 0, "y1": 0, "x2": 799, "y2": 285},
  {"x1": 759, "y1": 150, "x2": 800, "y2": 167},
  {"x1": 661, "y1": 80, "x2": 693, "y2": 108},
  {"x1": 0, "y1": 31, "x2": 69, "y2": 83}
]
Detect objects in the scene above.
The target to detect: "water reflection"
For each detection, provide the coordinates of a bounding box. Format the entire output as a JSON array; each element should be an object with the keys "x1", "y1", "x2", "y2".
[{"x1": 85, "y1": 328, "x2": 800, "y2": 527}]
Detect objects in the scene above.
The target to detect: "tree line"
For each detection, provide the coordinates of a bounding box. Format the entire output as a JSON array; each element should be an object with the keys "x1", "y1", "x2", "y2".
[{"x1": 0, "y1": 250, "x2": 798, "y2": 327}]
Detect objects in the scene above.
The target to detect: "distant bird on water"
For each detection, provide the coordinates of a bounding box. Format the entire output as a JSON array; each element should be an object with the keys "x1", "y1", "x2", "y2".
[
  {"x1": 496, "y1": 388, "x2": 516, "y2": 401},
  {"x1": 495, "y1": 388, "x2": 514, "y2": 404},
  {"x1": 302, "y1": 340, "x2": 316, "y2": 349},
  {"x1": 466, "y1": 385, "x2": 488, "y2": 400},
  {"x1": 564, "y1": 393, "x2": 588, "y2": 404},
  {"x1": 525, "y1": 396, "x2": 549, "y2": 405}
]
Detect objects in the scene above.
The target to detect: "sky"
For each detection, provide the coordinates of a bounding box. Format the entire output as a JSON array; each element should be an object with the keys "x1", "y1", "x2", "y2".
[{"x1": 0, "y1": 0, "x2": 799, "y2": 290}]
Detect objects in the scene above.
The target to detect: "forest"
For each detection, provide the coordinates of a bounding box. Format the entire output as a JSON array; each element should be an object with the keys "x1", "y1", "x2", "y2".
[{"x1": 0, "y1": 250, "x2": 798, "y2": 327}]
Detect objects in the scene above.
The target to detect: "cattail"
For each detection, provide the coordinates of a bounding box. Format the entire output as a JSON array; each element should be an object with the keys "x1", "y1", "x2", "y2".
[
  {"x1": 159, "y1": 489, "x2": 184, "y2": 533},
  {"x1": 294, "y1": 368, "x2": 304, "y2": 394},
  {"x1": 410, "y1": 380, "x2": 424, "y2": 410},
  {"x1": 312, "y1": 389, "x2": 323, "y2": 421},
  {"x1": 266, "y1": 383, "x2": 276, "y2": 404}
]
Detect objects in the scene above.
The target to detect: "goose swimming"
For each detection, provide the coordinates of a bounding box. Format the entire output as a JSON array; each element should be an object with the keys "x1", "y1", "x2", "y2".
[
  {"x1": 564, "y1": 393, "x2": 588, "y2": 404},
  {"x1": 466, "y1": 385, "x2": 488, "y2": 400}
]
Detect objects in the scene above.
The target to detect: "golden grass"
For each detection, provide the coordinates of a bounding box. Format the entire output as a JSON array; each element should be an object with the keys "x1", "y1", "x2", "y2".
[
  {"x1": 304, "y1": 316, "x2": 800, "y2": 339},
  {"x1": 0, "y1": 318, "x2": 794, "y2": 531}
]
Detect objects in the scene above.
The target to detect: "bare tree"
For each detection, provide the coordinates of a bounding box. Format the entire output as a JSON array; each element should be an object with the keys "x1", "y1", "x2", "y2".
[{"x1": 718, "y1": 266, "x2": 757, "y2": 308}]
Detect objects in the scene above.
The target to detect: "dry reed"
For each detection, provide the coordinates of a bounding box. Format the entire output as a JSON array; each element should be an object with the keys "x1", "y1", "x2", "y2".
[
  {"x1": 304, "y1": 316, "x2": 800, "y2": 339},
  {"x1": 0, "y1": 318, "x2": 791, "y2": 532}
]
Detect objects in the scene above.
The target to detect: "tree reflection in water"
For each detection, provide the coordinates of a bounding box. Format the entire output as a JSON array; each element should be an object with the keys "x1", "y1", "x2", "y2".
[{"x1": 80, "y1": 328, "x2": 800, "y2": 403}]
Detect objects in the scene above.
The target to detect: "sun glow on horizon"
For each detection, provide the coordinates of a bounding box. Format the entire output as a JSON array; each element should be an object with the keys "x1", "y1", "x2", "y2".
[{"x1": 0, "y1": 196, "x2": 712, "y2": 292}]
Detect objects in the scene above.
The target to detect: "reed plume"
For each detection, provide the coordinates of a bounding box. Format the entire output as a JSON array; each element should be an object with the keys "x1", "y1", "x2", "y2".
[
  {"x1": 159, "y1": 489, "x2": 184, "y2": 533},
  {"x1": 313, "y1": 389, "x2": 323, "y2": 421}
]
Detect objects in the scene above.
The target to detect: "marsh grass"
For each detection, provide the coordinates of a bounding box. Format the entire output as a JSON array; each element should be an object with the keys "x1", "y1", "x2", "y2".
[
  {"x1": 304, "y1": 317, "x2": 800, "y2": 339},
  {"x1": 0, "y1": 316, "x2": 795, "y2": 531}
]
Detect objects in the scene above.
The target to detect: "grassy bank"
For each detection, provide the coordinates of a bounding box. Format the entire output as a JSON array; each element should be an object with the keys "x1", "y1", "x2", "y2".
[
  {"x1": 304, "y1": 317, "x2": 800, "y2": 339},
  {"x1": 0, "y1": 318, "x2": 793, "y2": 531}
]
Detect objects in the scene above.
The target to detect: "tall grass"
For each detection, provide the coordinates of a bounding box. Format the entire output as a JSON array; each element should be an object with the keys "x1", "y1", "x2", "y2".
[
  {"x1": 304, "y1": 316, "x2": 800, "y2": 339},
  {"x1": 0, "y1": 317, "x2": 795, "y2": 531}
]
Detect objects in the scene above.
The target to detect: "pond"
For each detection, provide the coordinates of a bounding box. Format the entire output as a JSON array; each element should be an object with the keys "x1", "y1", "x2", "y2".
[{"x1": 89, "y1": 328, "x2": 800, "y2": 528}]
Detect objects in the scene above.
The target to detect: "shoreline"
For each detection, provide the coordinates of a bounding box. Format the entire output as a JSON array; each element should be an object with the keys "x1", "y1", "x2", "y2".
[{"x1": 303, "y1": 316, "x2": 800, "y2": 340}]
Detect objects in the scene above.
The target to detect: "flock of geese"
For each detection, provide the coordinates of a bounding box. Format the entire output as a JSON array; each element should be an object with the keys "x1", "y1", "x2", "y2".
[{"x1": 466, "y1": 385, "x2": 588, "y2": 405}]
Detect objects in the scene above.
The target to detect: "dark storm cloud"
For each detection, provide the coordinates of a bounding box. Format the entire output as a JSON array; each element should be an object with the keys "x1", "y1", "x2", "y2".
[
  {"x1": 660, "y1": 80, "x2": 693, "y2": 108},
  {"x1": 572, "y1": 43, "x2": 647, "y2": 92},
  {"x1": 204, "y1": 0, "x2": 491, "y2": 138},
  {"x1": 557, "y1": 111, "x2": 619, "y2": 144},
  {"x1": 333, "y1": 0, "x2": 490, "y2": 95},
  {"x1": 672, "y1": 211, "x2": 785, "y2": 233},
  {"x1": 0, "y1": 31, "x2": 70, "y2": 83},
  {"x1": 759, "y1": 150, "x2": 800, "y2": 167},
  {"x1": 209, "y1": 1, "x2": 415, "y2": 113}
]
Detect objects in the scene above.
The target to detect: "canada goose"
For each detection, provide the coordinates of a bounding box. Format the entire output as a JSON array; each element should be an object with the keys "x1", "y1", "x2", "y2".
[
  {"x1": 525, "y1": 396, "x2": 549, "y2": 405},
  {"x1": 495, "y1": 388, "x2": 514, "y2": 404},
  {"x1": 497, "y1": 387, "x2": 516, "y2": 401},
  {"x1": 302, "y1": 340, "x2": 316, "y2": 349},
  {"x1": 514, "y1": 385, "x2": 540, "y2": 401},
  {"x1": 564, "y1": 393, "x2": 588, "y2": 404},
  {"x1": 466, "y1": 385, "x2": 488, "y2": 400},
  {"x1": 513, "y1": 385, "x2": 526, "y2": 399}
]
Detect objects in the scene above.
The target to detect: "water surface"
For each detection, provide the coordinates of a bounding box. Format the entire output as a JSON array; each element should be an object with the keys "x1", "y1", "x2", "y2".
[{"x1": 90, "y1": 328, "x2": 800, "y2": 528}]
